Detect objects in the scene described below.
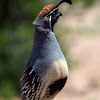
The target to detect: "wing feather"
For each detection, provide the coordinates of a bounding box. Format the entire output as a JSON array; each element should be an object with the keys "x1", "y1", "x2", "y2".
[{"x1": 21, "y1": 67, "x2": 44, "y2": 100}]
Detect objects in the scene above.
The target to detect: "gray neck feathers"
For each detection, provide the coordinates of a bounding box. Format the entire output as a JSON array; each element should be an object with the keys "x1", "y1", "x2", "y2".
[
  {"x1": 33, "y1": 17, "x2": 51, "y2": 30},
  {"x1": 27, "y1": 17, "x2": 65, "y2": 67}
]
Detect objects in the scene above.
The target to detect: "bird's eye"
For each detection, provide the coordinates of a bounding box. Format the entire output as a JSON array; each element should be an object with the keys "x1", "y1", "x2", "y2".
[
  {"x1": 51, "y1": 9, "x2": 58, "y2": 16},
  {"x1": 46, "y1": 8, "x2": 58, "y2": 17}
]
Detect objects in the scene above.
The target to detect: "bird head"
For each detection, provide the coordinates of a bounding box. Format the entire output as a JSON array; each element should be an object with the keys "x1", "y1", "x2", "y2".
[
  {"x1": 33, "y1": 4, "x2": 62, "y2": 30},
  {"x1": 33, "y1": 0, "x2": 72, "y2": 31}
]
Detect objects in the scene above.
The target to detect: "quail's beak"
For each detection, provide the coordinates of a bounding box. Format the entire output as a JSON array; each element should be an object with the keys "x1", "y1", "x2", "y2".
[
  {"x1": 55, "y1": 12, "x2": 62, "y2": 19},
  {"x1": 57, "y1": 12, "x2": 62, "y2": 16}
]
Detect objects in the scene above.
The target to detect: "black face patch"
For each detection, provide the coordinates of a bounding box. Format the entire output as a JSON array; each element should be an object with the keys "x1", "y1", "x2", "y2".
[
  {"x1": 51, "y1": 12, "x2": 62, "y2": 28},
  {"x1": 48, "y1": 77, "x2": 67, "y2": 97}
]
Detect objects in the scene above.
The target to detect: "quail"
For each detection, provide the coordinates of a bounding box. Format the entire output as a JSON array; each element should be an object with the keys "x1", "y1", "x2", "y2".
[{"x1": 21, "y1": 0, "x2": 72, "y2": 100}]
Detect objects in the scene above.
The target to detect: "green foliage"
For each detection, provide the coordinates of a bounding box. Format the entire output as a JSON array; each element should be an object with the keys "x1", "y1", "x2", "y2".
[
  {"x1": 1, "y1": 79, "x2": 15, "y2": 99},
  {"x1": 0, "y1": 24, "x2": 34, "y2": 98},
  {"x1": 0, "y1": 0, "x2": 42, "y2": 98}
]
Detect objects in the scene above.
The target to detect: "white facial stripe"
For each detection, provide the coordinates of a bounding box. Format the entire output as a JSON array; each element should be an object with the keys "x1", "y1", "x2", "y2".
[{"x1": 49, "y1": 15, "x2": 52, "y2": 27}]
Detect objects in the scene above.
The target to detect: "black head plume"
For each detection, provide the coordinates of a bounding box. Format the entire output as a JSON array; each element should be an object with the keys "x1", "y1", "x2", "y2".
[{"x1": 56, "y1": 0, "x2": 72, "y2": 7}]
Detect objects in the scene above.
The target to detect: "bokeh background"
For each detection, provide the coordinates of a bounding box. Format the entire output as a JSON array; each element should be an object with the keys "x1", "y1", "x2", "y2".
[{"x1": 0, "y1": 0, "x2": 100, "y2": 100}]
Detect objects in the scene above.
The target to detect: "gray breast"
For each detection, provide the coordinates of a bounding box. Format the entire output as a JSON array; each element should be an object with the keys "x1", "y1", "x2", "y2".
[{"x1": 39, "y1": 32, "x2": 66, "y2": 61}]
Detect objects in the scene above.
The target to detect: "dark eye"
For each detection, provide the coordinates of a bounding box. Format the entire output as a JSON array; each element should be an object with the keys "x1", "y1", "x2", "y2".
[
  {"x1": 51, "y1": 9, "x2": 58, "y2": 16},
  {"x1": 46, "y1": 8, "x2": 58, "y2": 17}
]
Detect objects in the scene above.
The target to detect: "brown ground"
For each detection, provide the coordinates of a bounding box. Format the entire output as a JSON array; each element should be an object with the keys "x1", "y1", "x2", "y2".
[{"x1": 55, "y1": 35, "x2": 100, "y2": 100}]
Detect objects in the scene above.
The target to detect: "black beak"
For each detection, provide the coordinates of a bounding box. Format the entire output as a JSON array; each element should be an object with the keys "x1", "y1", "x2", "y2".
[
  {"x1": 56, "y1": 0, "x2": 72, "y2": 7},
  {"x1": 57, "y1": 12, "x2": 63, "y2": 17}
]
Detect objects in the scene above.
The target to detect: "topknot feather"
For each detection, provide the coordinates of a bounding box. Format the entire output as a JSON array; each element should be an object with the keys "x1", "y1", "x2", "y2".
[{"x1": 38, "y1": 4, "x2": 56, "y2": 18}]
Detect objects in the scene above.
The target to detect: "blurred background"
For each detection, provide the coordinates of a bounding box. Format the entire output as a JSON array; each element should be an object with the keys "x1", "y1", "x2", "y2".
[{"x1": 0, "y1": 0, "x2": 100, "y2": 100}]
